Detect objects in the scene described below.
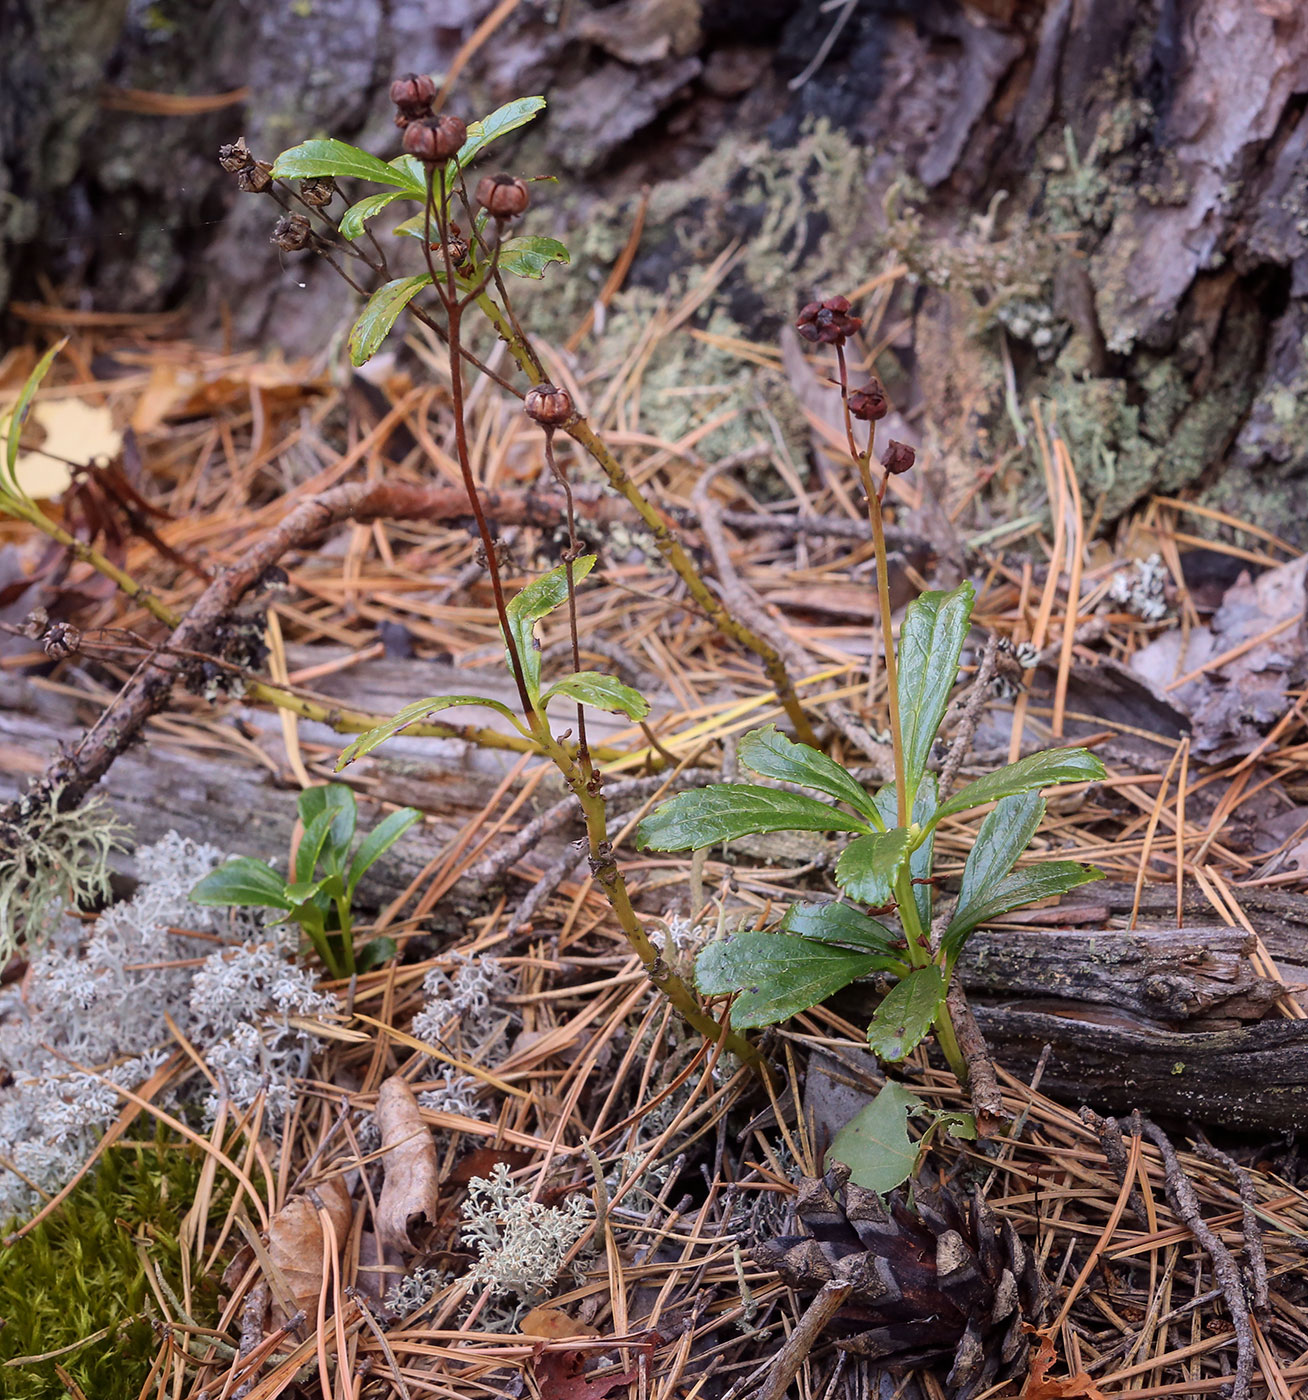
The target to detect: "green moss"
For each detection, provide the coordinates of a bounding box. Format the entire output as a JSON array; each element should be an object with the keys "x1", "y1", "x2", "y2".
[{"x1": 0, "y1": 1140, "x2": 222, "y2": 1399}]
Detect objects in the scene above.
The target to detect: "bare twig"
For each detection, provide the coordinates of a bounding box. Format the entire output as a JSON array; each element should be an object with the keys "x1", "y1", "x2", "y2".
[
  {"x1": 1133, "y1": 1114, "x2": 1256, "y2": 1400},
  {"x1": 938, "y1": 634, "x2": 1000, "y2": 799},
  {"x1": 944, "y1": 981, "x2": 1008, "y2": 1136},
  {"x1": 748, "y1": 1280, "x2": 852, "y2": 1400},
  {"x1": 1193, "y1": 1141, "x2": 1270, "y2": 1316}
]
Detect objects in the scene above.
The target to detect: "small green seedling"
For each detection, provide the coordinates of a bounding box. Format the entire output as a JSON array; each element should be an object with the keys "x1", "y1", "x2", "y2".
[
  {"x1": 637, "y1": 577, "x2": 1105, "y2": 1184},
  {"x1": 191, "y1": 784, "x2": 420, "y2": 978}
]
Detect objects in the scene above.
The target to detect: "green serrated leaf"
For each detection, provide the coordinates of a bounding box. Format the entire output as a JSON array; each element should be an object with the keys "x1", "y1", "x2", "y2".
[
  {"x1": 347, "y1": 807, "x2": 422, "y2": 900},
  {"x1": 897, "y1": 582, "x2": 974, "y2": 805},
  {"x1": 339, "y1": 189, "x2": 407, "y2": 240},
  {"x1": 780, "y1": 900, "x2": 901, "y2": 956},
  {"x1": 284, "y1": 878, "x2": 325, "y2": 904},
  {"x1": 942, "y1": 860, "x2": 1104, "y2": 964},
  {"x1": 695, "y1": 932, "x2": 881, "y2": 1029},
  {"x1": 295, "y1": 807, "x2": 334, "y2": 885},
  {"x1": 348, "y1": 273, "x2": 433, "y2": 367},
  {"x1": 498, "y1": 235, "x2": 570, "y2": 279},
  {"x1": 954, "y1": 791, "x2": 1044, "y2": 916},
  {"x1": 738, "y1": 725, "x2": 881, "y2": 825},
  {"x1": 834, "y1": 827, "x2": 914, "y2": 906},
  {"x1": 872, "y1": 774, "x2": 938, "y2": 928},
  {"x1": 866, "y1": 964, "x2": 946, "y2": 1062},
  {"x1": 933, "y1": 746, "x2": 1106, "y2": 826},
  {"x1": 272, "y1": 138, "x2": 428, "y2": 191},
  {"x1": 297, "y1": 785, "x2": 357, "y2": 873},
  {"x1": 503, "y1": 555, "x2": 597, "y2": 699},
  {"x1": 826, "y1": 1081, "x2": 925, "y2": 1193},
  {"x1": 448, "y1": 96, "x2": 546, "y2": 176},
  {"x1": 190, "y1": 857, "x2": 291, "y2": 911},
  {"x1": 3, "y1": 336, "x2": 67, "y2": 490},
  {"x1": 336, "y1": 694, "x2": 521, "y2": 770},
  {"x1": 541, "y1": 670, "x2": 650, "y2": 720},
  {"x1": 637, "y1": 785, "x2": 869, "y2": 852}
]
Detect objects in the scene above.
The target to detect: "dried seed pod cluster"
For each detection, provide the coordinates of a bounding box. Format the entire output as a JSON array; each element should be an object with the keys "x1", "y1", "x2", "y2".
[
  {"x1": 218, "y1": 137, "x2": 272, "y2": 194},
  {"x1": 796, "y1": 294, "x2": 862, "y2": 346},
  {"x1": 298, "y1": 176, "x2": 337, "y2": 208}
]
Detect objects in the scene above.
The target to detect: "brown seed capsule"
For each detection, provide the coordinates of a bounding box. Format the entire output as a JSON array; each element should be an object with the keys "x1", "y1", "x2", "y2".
[
  {"x1": 389, "y1": 72, "x2": 437, "y2": 124},
  {"x1": 271, "y1": 213, "x2": 313, "y2": 252},
  {"x1": 524, "y1": 383, "x2": 573, "y2": 427},
  {"x1": 475, "y1": 172, "x2": 530, "y2": 220},
  {"x1": 796, "y1": 295, "x2": 862, "y2": 346},
  {"x1": 218, "y1": 136, "x2": 254, "y2": 173},
  {"x1": 849, "y1": 377, "x2": 888, "y2": 421},
  {"x1": 299, "y1": 176, "x2": 336, "y2": 208},
  {"x1": 439, "y1": 232, "x2": 471, "y2": 270},
  {"x1": 881, "y1": 440, "x2": 916, "y2": 475},
  {"x1": 237, "y1": 161, "x2": 274, "y2": 194},
  {"x1": 42, "y1": 622, "x2": 81, "y2": 660},
  {"x1": 403, "y1": 114, "x2": 467, "y2": 163}
]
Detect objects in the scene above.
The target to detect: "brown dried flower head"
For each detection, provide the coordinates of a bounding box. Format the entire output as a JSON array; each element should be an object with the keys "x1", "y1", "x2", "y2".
[
  {"x1": 524, "y1": 383, "x2": 573, "y2": 428},
  {"x1": 476, "y1": 172, "x2": 530, "y2": 220},
  {"x1": 299, "y1": 176, "x2": 337, "y2": 208},
  {"x1": 219, "y1": 137, "x2": 273, "y2": 193},
  {"x1": 848, "y1": 377, "x2": 888, "y2": 421},
  {"x1": 403, "y1": 114, "x2": 467, "y2": 164},
  {"x1": 796, "y1": 295, "x2": 862, "y2": 346},
  {"x1": 270, "y1": 213, "x2": 313, "y2": 252},
  {"x1": 390, "y1": 72, "x2": 437, "y2": 125},
  {"x1": 881, "y1": 440, "x2": 916, "y2": 475}
]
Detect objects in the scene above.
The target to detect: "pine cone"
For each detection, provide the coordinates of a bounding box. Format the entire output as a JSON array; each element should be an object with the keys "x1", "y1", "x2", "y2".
[{"x1": 752, "y1": 1163, "x2": 1048, "y2": 1399}]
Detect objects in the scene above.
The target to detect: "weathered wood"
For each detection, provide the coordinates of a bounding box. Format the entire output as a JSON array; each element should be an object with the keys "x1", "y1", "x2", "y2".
[
  {"x1": 957, "y1": 926, "x2": 1284, "y2": 1025},
  {"x1": 968, "y1": 1008, "x2": 1308, "y2": 1132}
]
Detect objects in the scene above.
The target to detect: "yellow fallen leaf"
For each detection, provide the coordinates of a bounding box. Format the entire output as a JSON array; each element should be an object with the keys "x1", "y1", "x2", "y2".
[{"x1": 13, "y1": 398, "x2": 122, "y2": 499}]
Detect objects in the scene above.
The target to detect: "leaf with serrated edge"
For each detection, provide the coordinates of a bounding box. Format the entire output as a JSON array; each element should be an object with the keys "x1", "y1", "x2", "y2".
[
  {"x1": 866, "y1": 965, "x2": 946, "y2": 1062},
  {"x1": 834, "y1": 827, "x2": 914, "y2": 906},
  {"x1": 271, "y1": 138, "x2": 427, "y2": 191},
  {"x1": 349, "y1": 274, "x2": 432, "y2": 367},
  {"x1": 933, "y1": 746, "x2": 1105, "y2": 826},
  {"x1": 780, "y1": 900, "x2": 900, "y2": 955},
  {"x1": 955, "y1": 791, "x2": 1043, "y2": 915},
  {"x1": 872, "y1": 775, "x2": 937, "y2": 928},
  {"x1": 739, "y1": 725, "x2": 881, "y2": 825},
  {"x1": 542, "y1": 670, "x2": 649, "y2": 719},
  {"x1": 504, "y1": 555, "x2": 598, "y2": 699},
  {"x1": 347, "y1": 808, "x2": 421, "y2": 899},
  {"x1": 942, "y1": 861, "x2": 1103, "y2": 964},
  {"x1": 339, "y1": 189, "x2": 406, "y2": 240},
  {"x1": 695, "y1": 932, "x2": 881, "y2": 1029},
  {"x1": 498, "y1": 236, "x2": 570, "y2": 280},
  {"x1": 637, "y1": 785, "x2": 869, "y2": 852},
  {"x1": 896, "y1": 582, "x2": 974, "y2": 805},
  {"x1": 191, "y1": 857, "x2": 291, "y2": 911},
  {"x1": 827, "y1": 1081, "x2": 925, "y2": 1193},
  {"x1": 336, "y1": 695, "x2": 521, "y2": 770}
]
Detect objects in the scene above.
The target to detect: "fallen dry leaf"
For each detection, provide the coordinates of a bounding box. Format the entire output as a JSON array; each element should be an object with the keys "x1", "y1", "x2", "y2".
[
  {"x1": 376, "y1": 1074, "x2": 441, "y2": 1253},
  {"x1": 521, "y1": 1305, "x2": 599, "y2": 1339},
  {"x1": 266, "y1": 1174, "x2": 353, "y2": 1326},
  {"x1": 13, "y1": 397, "x2": 122, "y2": 499},
  {"x1": 532, "y1": 1346, "x2": 639, "y2": 1400},
  {"x1": 1021, "y1": 1331, "x2": 1109, "y2": 1400}
]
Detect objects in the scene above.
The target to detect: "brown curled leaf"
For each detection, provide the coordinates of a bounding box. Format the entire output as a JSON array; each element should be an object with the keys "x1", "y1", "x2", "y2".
[
  {"x1": 376, "y1": 1074, "x2": 441, "y2": 1253},
  {"x1": 266, "y1": 1174, "x2": 353, "y2": 1326}
]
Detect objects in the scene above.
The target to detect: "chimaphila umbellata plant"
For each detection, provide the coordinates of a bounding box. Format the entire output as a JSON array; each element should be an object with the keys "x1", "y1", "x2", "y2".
[
  {"x1": 190, "y1": 783, "x2": 419, "y2": 979},
  {"x1": 635, "y1": 293, "x2": 1107, "y2": 1169},
  {"x1": 232, "y1": 80, "x2": 766, "y2": 1069}
]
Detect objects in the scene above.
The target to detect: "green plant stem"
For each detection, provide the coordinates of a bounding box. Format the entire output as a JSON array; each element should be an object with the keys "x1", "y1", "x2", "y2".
[
  {"x1": 858, "y1": 458, "x2": 908, "y2": 827},
  {"x1": 333, "y1": 896, "x2": 356, "y2": 977},
  {"x1": 473, "y1": 293, "x2": 820, "y2": 748},
  {"x1": 2, "y1": 493, "x2": 177, "y2": 627},
  {"x1": 894, "y1": 865, "x2": 968, "y2": 1084},
  {"x1": 532, "y1": 717, "x2": 764, "y2": 1070}
]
